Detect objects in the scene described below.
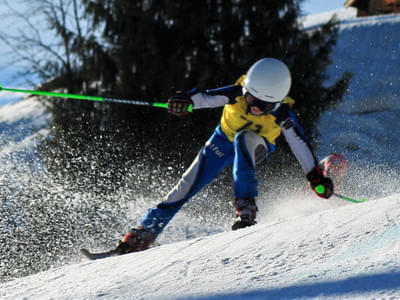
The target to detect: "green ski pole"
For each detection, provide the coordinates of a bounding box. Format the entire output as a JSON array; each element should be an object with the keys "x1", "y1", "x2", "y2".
[
  {"x1": 315, "y1": 185, "x2": 366, "y2": 203},
  {"x1": 0, "y1": 84, "x2": 193, "y2": 112},
  {"x1": 333, "y1": 192, "x2": 366, "y2": 203}
]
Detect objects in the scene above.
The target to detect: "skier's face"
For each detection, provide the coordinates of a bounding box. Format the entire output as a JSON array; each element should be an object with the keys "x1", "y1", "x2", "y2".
[{"x1": 245, "y1": 93, "x2": 277, "y2": 115}]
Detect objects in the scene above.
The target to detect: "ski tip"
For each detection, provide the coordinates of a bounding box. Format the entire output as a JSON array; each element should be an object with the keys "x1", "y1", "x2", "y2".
[
  {"x1": 80, "y1": 248, "x2": 95, "y2": 260},
  {"x1": 80, "y1": 248, "x2": 91, "y2": 257}
]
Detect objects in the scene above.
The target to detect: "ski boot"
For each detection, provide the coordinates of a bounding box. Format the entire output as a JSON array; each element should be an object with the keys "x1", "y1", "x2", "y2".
[
  {"x1": 231, "y1": 198, "x2": 258, "y2": 230},
  {"x1": 115, "y1": 227, "x2": 156, "y2": 254}
]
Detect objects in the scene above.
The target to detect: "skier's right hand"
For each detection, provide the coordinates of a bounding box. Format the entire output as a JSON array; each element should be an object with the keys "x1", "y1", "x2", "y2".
[
  {"x1": 168, "y1": 91, "x2": 193, "y2": 116},
  {"x1": 307, "y1": 166, "x2": 334, "y2": 199}
]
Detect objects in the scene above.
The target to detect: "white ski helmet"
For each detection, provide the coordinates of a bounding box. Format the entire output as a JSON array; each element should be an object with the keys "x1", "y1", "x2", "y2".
[{"x1": 244, "y1": 58, "x2": 291, "y2": 103}]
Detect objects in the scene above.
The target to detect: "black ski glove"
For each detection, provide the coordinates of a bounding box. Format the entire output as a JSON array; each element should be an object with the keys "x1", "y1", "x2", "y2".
[
  {"x1": 168, "y1": 91, "x2": 193, "y2": 116},
  {"x1": 307, "y1": 166, "x2": 334, "y2": 199}
]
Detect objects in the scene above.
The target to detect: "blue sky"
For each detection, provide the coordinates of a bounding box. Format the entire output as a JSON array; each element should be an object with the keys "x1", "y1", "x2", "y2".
[{"x1": 302, "y1": 0, "x2": 346, "y2": 15}]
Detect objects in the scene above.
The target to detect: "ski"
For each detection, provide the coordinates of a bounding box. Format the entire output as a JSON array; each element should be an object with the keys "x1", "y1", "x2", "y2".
[{"x1": 80, "y1": 248, "x2": 118, "y2": 260}]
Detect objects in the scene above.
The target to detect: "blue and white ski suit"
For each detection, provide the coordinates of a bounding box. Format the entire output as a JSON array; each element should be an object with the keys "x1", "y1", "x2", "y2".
[{"x1": 141, "y1": 84, "x2": 318, "y2": 235}]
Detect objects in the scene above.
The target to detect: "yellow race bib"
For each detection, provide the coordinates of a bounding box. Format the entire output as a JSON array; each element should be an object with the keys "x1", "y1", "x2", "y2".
[{"x1": 220, "y1": 96, "x2": 281, "y2": 144}]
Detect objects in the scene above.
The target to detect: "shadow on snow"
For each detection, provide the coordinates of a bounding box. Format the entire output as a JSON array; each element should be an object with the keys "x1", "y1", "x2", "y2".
[{"x1": 182, "y1": 271, "x2": 400, "y2": 300}]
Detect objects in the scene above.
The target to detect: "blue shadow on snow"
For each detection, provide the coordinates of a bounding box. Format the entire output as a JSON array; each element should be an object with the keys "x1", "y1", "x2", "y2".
[{"x1": 179, "y1": 271, "x2": 400, "y2": 300}]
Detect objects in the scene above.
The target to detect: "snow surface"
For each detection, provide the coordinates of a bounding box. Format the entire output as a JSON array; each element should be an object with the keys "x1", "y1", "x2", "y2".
[
  {"x1": 0, "y1": 8, "x2": 400, "y2": 300},
  {"x1": 311, "y1": 10, "x2": 400, "y2": 168},
  {"x1": 301, "y1": 7, "x2": 358, "y2": 29},
  {"x1": 0, "y1": 195, "x2": 399, "y2": 300},
  {"x1": 0, "y1": 97, "x2": 49, "y2": 177}
]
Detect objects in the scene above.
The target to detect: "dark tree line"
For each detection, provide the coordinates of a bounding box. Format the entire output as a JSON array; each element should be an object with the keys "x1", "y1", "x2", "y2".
[{"x1": 12, "y1": 0, "x2": 350, "y2": 190}]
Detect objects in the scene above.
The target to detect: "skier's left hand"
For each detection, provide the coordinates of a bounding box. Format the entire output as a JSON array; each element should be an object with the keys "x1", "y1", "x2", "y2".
[
  {"x1": 307, "y1": 166, "x2": 334, "y2": 199},
  {"x1": 168, "y1": 91, "x2": 193, "y2": 116}
]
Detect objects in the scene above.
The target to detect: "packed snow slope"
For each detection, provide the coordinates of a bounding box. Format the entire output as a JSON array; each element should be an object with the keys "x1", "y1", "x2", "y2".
[
  {"x1": 306, "y1": 8, "x2": 400, "y2": 168},
  {"x1": 1, "y1": 195, "x2": 399, "y2": 300}
]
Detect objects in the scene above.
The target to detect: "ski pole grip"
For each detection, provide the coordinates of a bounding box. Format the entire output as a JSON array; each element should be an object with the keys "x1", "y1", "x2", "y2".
[
  {"x1": 153, "y1": 102, "x2": 193, "y2": 112},
  {"x1": 152, "y1": 102, "x2": 169, "y2": 109},
  {"x1": 315, "y1": 184, "x2": 325, "y2": 195}
]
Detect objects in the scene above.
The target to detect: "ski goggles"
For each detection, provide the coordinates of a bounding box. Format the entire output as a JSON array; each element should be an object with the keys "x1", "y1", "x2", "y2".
[{"x1": 244, "y1": 93, "x2": 280, "y2": 113}]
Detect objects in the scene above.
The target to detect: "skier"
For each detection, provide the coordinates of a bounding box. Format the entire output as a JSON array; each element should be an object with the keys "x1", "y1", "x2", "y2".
[{"x1": 115, "y1": 58, "x2": 334, "y2": 254}]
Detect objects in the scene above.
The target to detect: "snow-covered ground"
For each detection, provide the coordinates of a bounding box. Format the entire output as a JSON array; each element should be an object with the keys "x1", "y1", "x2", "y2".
[
  {"x1": 309, "y1": 8, "x2": 400, "y2": 169},
  {"x1": 0, "y1": 7, "x2": 400, "y2": 300},
  {"x1": 1, "y1": 194, "x2": 399, "y2": 300},
  {"x1": 0, "y1": 96, "x2": 49, "y2": 163}
]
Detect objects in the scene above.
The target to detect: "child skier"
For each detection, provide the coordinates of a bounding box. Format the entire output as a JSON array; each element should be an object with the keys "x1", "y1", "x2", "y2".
[{"x1": 115, "y1": 58, "x2": 334, "y2": 254}]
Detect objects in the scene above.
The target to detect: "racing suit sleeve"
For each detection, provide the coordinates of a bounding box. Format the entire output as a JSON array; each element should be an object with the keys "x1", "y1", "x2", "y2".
[
  {"x1": 273, "y1": 104, "x2": 317, "y2": 174},
  {"x1": 190, "y1": 84, "x2": 242, "y2": 109}
]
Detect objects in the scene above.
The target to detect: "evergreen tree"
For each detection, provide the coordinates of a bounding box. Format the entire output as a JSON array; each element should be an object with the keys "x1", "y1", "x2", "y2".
[{"x1": 79, "y1": 0, "x2": 350, "y2": 137}]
